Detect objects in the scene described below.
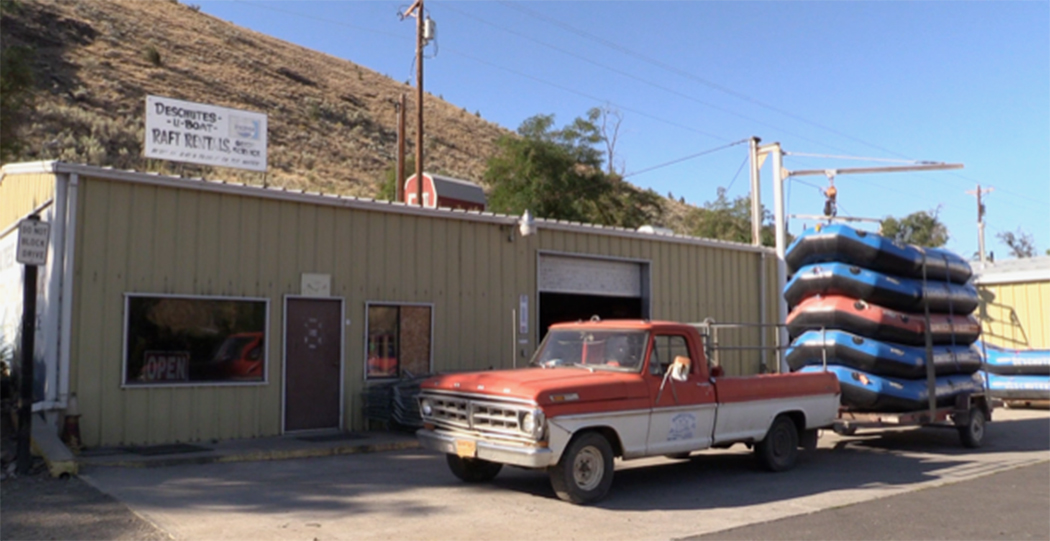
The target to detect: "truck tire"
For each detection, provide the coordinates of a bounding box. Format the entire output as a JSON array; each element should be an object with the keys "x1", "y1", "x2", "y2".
[
  {"x1": 755, "y1": 415, "x2": 799, "y2": 472},
  {"x1": 958, "y1": 407, "x2": 985, "y2": 449},
  {"x1": 549, "y1": 432, "x2": 614, "y2": 504},
  {"x1": 446, "y1": 454, "x2": 503, "y2": 483}
]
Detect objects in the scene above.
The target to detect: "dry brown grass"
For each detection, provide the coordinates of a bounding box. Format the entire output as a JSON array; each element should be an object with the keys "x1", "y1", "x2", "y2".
[
  {"x1": 3, "y1": 0, "x2": 505, "y2": 196},
  {"x1": 2, "y1": 0, "x2": 698, "y2": 231}
]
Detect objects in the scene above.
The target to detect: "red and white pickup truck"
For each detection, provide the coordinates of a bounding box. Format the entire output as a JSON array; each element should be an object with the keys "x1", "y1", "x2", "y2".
[{"x1": 416, "y1": 319, "x2": 841, "y2": 504}]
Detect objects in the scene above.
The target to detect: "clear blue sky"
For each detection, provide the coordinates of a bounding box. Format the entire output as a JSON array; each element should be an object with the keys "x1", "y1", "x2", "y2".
[{"x1": 198, "y1": 1, "x2": 1049, "y2": 260}]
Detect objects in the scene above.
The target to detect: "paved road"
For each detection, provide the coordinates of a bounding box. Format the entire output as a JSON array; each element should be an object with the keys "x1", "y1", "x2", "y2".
[
  {"x1": 82, "y1": 408, "x2": 1049, "y2": 541},
  {"x1": 689, "y1": 461, "x2": 1049, "y2": 540}
]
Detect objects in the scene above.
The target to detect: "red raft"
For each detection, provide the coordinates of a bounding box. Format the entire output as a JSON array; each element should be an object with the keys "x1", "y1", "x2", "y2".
[{"x1": 786, "y1": 294, "x2": 980, "y2": 346}]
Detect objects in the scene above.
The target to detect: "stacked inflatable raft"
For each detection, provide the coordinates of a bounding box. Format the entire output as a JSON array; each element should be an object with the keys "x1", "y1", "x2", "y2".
[
  {"x1": 979, "y1": 343, "x2": 1050, "y2": 401},
  {"x1": 784, "y1": 224, "x2": 983, "y2": 412}
]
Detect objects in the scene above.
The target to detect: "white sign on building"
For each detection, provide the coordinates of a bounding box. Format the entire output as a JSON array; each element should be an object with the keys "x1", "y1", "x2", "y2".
[
  {"x1": 144, "y1": 96, "x2": 268, "y2": 172},
  {"x1": 16, "y1": 219, "x2": 50, "y2": 266}
]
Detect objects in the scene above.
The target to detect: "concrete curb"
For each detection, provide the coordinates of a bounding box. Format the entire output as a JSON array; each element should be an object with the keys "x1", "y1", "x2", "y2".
[{"x1": 78, "y1": 437, "x2": 422, "y2": 469}]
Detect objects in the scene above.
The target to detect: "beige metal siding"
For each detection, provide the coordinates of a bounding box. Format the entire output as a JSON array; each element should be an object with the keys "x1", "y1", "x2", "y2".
[
  {"x1": 978, "y1": 281, "x2": 1050, "y2": 349},
  {"x1": 66, "y1": 170, "x2": 778, "y2": 446},
  {"x1": 0, "y1": 173, "x2": 56, "y2": 229},
  {"x1": 534, "y1": 230, "x2": 775, "y2": 376},
  {"x1": 72, "y1": 178, "x2": 284, "y2": 447}
]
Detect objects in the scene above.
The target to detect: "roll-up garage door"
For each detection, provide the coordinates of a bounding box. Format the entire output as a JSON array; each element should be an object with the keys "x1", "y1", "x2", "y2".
[{"x1": 538, "y1": 254, "x2": 648, "y2": 338}]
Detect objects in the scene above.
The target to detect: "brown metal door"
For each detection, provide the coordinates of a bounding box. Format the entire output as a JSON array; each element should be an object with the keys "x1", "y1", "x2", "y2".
[{"x1": 285, "y1": 298, "x2": 342, "y2": 431}]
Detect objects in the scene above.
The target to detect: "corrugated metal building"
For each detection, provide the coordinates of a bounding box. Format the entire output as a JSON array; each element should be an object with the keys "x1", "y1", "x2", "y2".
[
  {"x1": 1, "y1": 162, "x2": 778, "y2": 448},
  {"x1": 974, "y1": 257, "x2": 1050, "y2": 349}
]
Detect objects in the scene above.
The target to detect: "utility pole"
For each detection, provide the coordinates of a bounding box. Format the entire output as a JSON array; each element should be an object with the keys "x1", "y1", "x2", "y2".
[
  {"x1": 396, "y1": 93, "x2": 406, "y2": 203},
  {"x1": 402, "y1": 0, "x2": 426, "y2": 206},
  {"x1": 966, "y1": 184, "x2": 994, "y2": 264},
  {"x1": 748, "y1": 136, "x2": 763, "y2": 246}
]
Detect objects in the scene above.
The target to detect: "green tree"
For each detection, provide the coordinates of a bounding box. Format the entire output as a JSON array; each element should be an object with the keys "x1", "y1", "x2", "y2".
[
  {"x1": 377, "y1": 156, "x2": 415, "y2": 201},
  {"x1": 996, "y1": 228, "x2": 1036, "y2": 258},
  {"x1": 1, "y1": 2, "x2": 35, "y2": 162},
  {"x1": 485, "y1": 112, "x2": 660, "y2": 229},
  {"x1": 684, "y1": 187, "x2": 777, "y2": 246},
  {"x1": 880, "y1": 209, "x2": 948, "y2": 247}
]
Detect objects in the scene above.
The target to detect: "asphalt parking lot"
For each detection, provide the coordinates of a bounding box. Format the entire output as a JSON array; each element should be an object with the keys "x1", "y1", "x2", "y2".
[{"x1": 75, "y1": 407, "x2": 1049, "y2": 541}]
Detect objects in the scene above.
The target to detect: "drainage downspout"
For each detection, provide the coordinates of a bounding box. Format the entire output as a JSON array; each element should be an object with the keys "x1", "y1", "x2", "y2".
[
  {"x1": 57, "y1": 173, "x2": 78, "y2": 409},
  {"x1": 41, "y1": 174, "x2": 68, "y2": 410}
]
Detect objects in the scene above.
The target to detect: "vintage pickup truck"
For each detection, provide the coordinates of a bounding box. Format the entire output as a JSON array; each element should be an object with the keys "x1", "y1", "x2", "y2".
[{"x1": 416, "y1": 319, "x2": 841, "y2": 504}]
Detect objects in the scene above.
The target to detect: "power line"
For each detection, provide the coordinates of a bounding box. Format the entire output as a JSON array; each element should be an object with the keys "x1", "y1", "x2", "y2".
[
  {"x1": 784, "y1": 152, "x2": 932, "y2": 164},
  {"x1": 622, "y1": 139, "x2": 748, "y2": 179},
  {"x1": 498, "y1": 1, "x2": 913, "y2": 159},
  {"x1": 443, "y1": 3, "x2": 873, "y2": 156},
  {"x1": 498, "y1": 1, "x2": 1045, "y2": 210},
  {"x1": 725, "y1": 153, "x2": 749, "y2": 192},
  {"x1": 442, "y1": 45, "x2": 730, "y2": 141},
  {"x1": 229, "y1": 1, "x2": 730, "y2": 141}
]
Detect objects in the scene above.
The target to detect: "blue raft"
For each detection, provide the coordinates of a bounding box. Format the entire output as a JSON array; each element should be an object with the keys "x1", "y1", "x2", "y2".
[
  {"x1": 785, "y1": 262, "x2": 979, "y2": 314},
  {"x1": 787, "y1": 330, "x2": 982, "y2": 379},
  {"x1": 980, "y1": 343, "x2": 1050, "y2": 376},
  {"x1": 799, "y1": 365, "x2": 985, "y2": 412},
  {"x1": 785, "y1": 224, "x2": 973, "y2": 284},
  {"x1": 983, "y1": 372, "x2": 1050, "y2": 400}
]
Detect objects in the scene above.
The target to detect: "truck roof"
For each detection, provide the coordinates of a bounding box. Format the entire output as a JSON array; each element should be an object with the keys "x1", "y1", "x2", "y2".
[{"x1": 547, "y1": 319, "x2": 699, "y2": 333}]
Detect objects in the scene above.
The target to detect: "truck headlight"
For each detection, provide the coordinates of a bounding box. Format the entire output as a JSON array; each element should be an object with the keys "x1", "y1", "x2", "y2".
[
  {"x1": 420, "y1": 398, "x2": 433, "y2": 416},
  {"x1": 521, "y1": 409, "x2": 545, "y2": 438}
]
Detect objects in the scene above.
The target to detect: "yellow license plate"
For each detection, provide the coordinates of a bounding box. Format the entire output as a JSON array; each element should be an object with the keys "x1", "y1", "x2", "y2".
[{"x1": 455, "y1": 439, "x2": 477, "y2": 458}]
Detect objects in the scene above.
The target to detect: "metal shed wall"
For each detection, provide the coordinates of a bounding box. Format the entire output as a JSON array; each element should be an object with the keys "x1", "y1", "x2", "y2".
[
  {"x1": 44, "y1": 165, "x2": 777, "y2": 448},
  {"x1": 977, "y1": 280, "x2": 1050, "y2": 349},
  {"x1": 0, "y1": 172, "x2": 56, "y2": 227}
]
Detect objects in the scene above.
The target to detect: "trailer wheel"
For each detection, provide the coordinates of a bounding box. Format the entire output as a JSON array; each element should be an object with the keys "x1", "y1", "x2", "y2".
[
  {"x1": 958, "y1": 407, "x2": 985, "y2": 449},
  {"x1": 755, "y1": 415, "x2": 799, "y2": 472},
  {"x1": 549, "y1": 432, "x2": 614, "y2": 504},
  {"x1": 446, "y1": 454, "x2": 503, "y2": 483}
]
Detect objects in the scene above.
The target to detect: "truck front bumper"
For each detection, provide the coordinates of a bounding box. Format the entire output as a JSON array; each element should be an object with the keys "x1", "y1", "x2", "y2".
[{"x1": 416, "y1": 429, "x2": 554, "y2": 469}]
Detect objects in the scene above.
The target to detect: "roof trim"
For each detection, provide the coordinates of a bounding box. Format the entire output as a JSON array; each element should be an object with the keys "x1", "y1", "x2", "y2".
[
  {"x1": 975, "y1": 268, "x2": 1050, "y2": 285},
  {"x1": 1, "y1": 161, "x2": 774, "y2": 255}
]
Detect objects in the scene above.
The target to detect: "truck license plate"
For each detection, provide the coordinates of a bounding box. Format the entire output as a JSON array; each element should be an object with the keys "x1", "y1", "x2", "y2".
[{"x1": 455, "y1": 439, "x2": 476, "y2": 458}]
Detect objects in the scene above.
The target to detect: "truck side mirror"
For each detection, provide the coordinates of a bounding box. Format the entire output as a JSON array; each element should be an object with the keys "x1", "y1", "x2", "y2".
[{"x1": 710, "y1": 365, "x2": 724, "y2": 378}]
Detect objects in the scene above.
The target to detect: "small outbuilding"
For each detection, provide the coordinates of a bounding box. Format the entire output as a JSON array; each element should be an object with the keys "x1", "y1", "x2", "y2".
[{"x1": 403, "y1": 173, "x2": 486, "y2": 211}]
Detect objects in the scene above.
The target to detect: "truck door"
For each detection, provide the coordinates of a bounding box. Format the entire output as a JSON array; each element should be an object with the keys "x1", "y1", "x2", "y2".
[{"x1": 645, "y1": 333, "x2": 717, "y2": 455}]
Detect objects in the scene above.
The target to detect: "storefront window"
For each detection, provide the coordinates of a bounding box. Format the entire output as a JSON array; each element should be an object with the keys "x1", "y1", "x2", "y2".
[
  {"x1": 124, "y1": 295, "x2": 268, "y2": 386},
  {"x1": 366, "y1": 303, "x2": 432, "y2": 379}
]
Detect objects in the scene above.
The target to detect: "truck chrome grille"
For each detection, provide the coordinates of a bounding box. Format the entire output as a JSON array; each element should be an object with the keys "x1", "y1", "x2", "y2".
[{"x1": 421, "y1": 394, "x2": 535, "y2": 441}]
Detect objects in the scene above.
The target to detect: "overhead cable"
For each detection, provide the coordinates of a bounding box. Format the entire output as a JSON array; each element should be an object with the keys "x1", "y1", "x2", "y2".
[{"x1": 623, "y1": 139, "x2": 748, "y2": 179}]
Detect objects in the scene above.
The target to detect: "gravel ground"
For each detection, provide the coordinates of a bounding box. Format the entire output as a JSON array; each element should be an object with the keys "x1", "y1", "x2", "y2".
[
  {"x1": 1, "y1": 466, "x2": 172, "y2": 541},
  {"x1": 0, "y1": 407, "x2": 169, "y2": 541}
]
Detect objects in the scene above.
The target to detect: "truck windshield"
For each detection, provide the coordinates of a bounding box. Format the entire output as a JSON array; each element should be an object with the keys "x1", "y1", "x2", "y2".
[{"x1": 530, "y1": 330, "x2": 649, "y2": 372}]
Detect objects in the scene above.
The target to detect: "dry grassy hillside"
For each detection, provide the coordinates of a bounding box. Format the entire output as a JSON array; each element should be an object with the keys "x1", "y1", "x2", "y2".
[
  {"x1": 1, "y1": 0, "x2": 507, "y2": 195},
  {"x1": 2, "y1": 0, "x2": 701, "y2": 232}
]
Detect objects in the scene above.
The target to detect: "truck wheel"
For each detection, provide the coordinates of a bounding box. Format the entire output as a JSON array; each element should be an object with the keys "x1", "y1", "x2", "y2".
[
  {"x1": 549, "y1": 432, "x2": 614, "y2": 504},
  {"x1": 446, "y1": 454, "x2": 503, "y2": 483},
  {"x1": 958, "y1": 407, "x2": 985, "y2": 449},
  {"x1": 755, "y1": 415, "x2": 799, "y2": 472}
]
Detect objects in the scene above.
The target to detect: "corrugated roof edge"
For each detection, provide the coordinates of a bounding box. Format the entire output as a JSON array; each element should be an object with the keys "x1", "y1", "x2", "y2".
[
  {"x1": 0, "y1": 161, "x2": 773, "y2": 254},
  {"x1": 974, "y1": 256, "x2": 1050, "y2": 285}
]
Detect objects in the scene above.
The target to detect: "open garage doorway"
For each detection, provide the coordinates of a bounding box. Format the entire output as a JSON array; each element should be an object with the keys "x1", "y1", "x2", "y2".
[
  {"x1": 539, "y1": 292, "x2": 643, "y2": 339},
  {"x1": 537, "y1": 253, "x2": 649, "y2": 339}
]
